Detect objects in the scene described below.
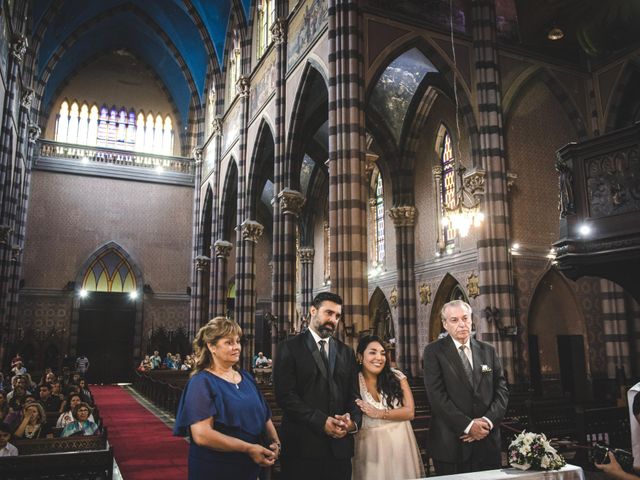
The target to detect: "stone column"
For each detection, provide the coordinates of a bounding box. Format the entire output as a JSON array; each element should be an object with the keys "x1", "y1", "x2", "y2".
[
  {"x1": 212, "y1": 240, "x2": 233, "y2": 317},
  {"x1": 389, "y1": 206, "x2": 419, "y2": 377},
  {"x1": 275, "y1": 188, "x2": 305, "y2": 341},
  {"x1": 208, "y1": 117, "x2": 224, "y2": 316},
  {"x1": 299, "y1": 247, "x2": 315, "y2": 320},
  {"x1": 328, "y1": 0, "x2": 368, "y2": 341},
  {"x1": 188, "y1": 147, "x2": 204, "y2": 337},
  {"x1": 194, "y1": 255, "x2": 211, "y2": 328},
  {"x1": 472, "y1": 0, "x2": 515, "y2": 379},
  {"x1": 235, "y1": 220, "x2": 263, "y2": 368}
]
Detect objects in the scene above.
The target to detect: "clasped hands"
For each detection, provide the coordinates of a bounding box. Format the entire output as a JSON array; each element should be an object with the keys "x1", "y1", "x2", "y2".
[
  {"x1": 324, "y1": 412, "x2": 354, "y2": 438},
  {"x1": 460, "y1": 418, "x2": 491, "y2": 443},
  {"x1": 247, "y1": 441, "x2": 280, "y2": 467}
]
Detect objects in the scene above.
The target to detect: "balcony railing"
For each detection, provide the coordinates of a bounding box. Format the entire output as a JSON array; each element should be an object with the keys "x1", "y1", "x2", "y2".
[{"x1": 37, "y1": 139, "x2": 193, "y2": 175}]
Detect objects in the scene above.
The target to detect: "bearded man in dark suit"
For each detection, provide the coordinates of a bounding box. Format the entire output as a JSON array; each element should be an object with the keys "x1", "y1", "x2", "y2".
[
  {"x1": 274, "y1": 292, "x2": 362, "y2": 480},
  {"x1": 423, "y1": 299, "x2": 509, "y2": 475}
]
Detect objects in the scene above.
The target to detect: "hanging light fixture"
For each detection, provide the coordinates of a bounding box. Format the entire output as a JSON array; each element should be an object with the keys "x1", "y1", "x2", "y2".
[
  {"x1": 440, "y1": 165, "x2": 484, "y2": 238},
  {"x1": 547, "y1": 25, "x2": 564, "y2": 41}
]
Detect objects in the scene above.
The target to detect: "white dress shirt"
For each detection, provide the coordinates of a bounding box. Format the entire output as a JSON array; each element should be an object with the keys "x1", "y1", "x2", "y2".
[
  {"x1": 309, "y1": 326, "x2": 330, "y2": 358},
  {"x1": 0, "y1": 442, "x2": 18, "y2": 456}
]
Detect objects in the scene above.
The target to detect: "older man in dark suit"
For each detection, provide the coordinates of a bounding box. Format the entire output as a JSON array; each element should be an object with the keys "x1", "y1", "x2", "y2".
[
  {"x1": 423, "y1": 299, "x2": 509, "y2": 475},
  {"x1": 274, "y1": 292, "x2": 362, "y2": 480}
]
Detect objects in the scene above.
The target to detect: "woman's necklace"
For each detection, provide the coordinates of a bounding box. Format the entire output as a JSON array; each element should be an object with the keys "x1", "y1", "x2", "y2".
[
  {"x1": 25, "y1": 424, "x2": 38, "y2": 438},
  {"x1": 209, "y1": 368, "x2": 240, "y2": 389}
]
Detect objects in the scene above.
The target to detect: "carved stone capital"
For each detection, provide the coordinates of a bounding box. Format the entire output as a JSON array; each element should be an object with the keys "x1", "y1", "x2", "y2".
[
  {"x1": 212, "y1": 117, "x2": 223, "y2": 137},
  {"x1": 236, "y1": 76, "x2": 250, "y2": 97},
  {"x1": 271, "y1": 18, "x2": 287, "y2": 44},
  {"x1": 463, "y1": 167, "x2": 486, "y2": 197},
  {"x1": 213, "y1": 240, "x2": 233, "y2": 258},
  {"x1": 21, "y1": 88, "x2": 34, "y2": 109},
  {"x1": 191, "y1": 147, "x2": 203, "y2": 163},
  {"x1": 432, "y1": 165, "x2": 442, "y2": 177},
  {"x1": 11, "y1": 34, "x2": 28, "y2": 63},
  {"x1": 0, "y1": 225, "x2": 12, "y2": 245},
  {"x1": 388, "y1": 206, "x2": 416, "y2": 227},
  {"x1": 278, "y1": 188, "x2": 305, "y2": 215},
  {"x1": 507, "y1": 171, "x2": 518, "y2": 192},
  {"x1": 195, "y1": 255, "x2": 210, "y2": 271},
  {"x1": 241, "y1": 220, "x2": 264, "y2": 243},
  {"x1": 299, "y1": 247, "x2": 315, "y2": 264},
  {"x1": 28, "y1": 123, "x2": 41, "y2": 143},
  {"x1": 11, "y1": 245, "x2": 22, "y2": 262}
]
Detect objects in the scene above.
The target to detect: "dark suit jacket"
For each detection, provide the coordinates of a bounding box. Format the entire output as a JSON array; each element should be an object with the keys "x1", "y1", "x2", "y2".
[
  {"x1": 423, "y1": 335, "x2": 509, "y2": 465},
  {"x1": 274, "y1": 330, "x2": 362, "y2": 460}
]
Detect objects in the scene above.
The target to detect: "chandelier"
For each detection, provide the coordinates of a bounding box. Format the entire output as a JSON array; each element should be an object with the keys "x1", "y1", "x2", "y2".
[{"x1": 440, "y1": 165, "x2": 484, "y2": 238}]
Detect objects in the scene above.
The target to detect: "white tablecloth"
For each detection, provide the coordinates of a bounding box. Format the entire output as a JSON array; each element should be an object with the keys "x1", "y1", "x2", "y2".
[{"x1": 415, "y1": 464, "x2": 584, "y2": 480}]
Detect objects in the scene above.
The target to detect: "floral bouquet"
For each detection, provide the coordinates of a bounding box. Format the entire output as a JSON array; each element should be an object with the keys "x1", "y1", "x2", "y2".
[{"x1": 508, "y1": 431, "x2": 567, "y2": 471}]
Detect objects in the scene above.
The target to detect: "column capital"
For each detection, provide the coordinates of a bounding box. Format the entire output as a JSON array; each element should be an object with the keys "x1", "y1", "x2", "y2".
[
  {"x1": 278, "y1": 188, "x2": 305, "y2": 215},
  {"x1": 463, "y1": 167, "x2": 486, "y2": 197},
  {"x1": 213, "y1": 240, "x2": 233, "y2": 258},
  {"x1": 0, "y1": 225, "x2": 12, "y2": 246},
  {"x1": 11, "y1": 34, "x2": 27, "y2": 63},
  {"x1": 212, "y1": 117, "x2": 224, "y2": 137},
  {"x1": 21, "y1": 88, "x2": 34, "y2": 109},
  {"x1": 236, "y1": 76, "x2": 250, "y2": 97},
  {"x1": 194, "y1": 255, "x2": 210, "y2": 271},
  {"x1": 432, "y1": 165, "x2": 442, "y2": 177},
  {"x1": 299, "y1": 247, "x2": 315, "y2": 264},
  {"x1": 271, "y1": 18, "x2": 287, "y2": 44},
  {"x1": 28, "y1": 123, "x2": 41, "y2": 143},
  {"x1": 388, "y1": 205, "x2": 416, "y2": 227},
  {"x1": 241, "y1": 220, "x2": 264, "y2": 243},
  {"x1": 191, "y1": 146, "x2": 203, "y2": 163}
]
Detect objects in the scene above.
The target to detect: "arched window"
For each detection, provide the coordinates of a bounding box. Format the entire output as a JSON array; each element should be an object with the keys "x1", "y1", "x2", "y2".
[
  {"x1": 256, "y1": 0, "x2": 275, "y2": 59},
  {"x1": 227, "y1": 29, "x2": 242, "y2": 107},
  {"x1": 54, "y1": 101, "x2": 174, "y2": 155},
  {"x1": 439, "y1": 128, "x2": 457, "y2": 249},
  {"x1": 373, "y1": 170, "x2": 385, "y2": 265},
  {"x1": 82, "y1": 248, "x2": 137, "y2": 293}
]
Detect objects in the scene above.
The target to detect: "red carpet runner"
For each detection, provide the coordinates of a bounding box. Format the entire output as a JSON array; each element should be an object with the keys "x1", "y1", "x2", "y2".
[{"x1": 91, "y1": 385, "x2": 188, "y2": 479}]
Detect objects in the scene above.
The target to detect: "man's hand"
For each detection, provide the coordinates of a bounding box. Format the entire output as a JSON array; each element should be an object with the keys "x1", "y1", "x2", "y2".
[
  {"x1": 324, "y1": 416, "x2": 348, "y2": 438},
  {"x1": 460, "y1": 418, "x2": 491, "y2": 442},
  {"x1": 335, "y1": 413, "x2": 355, "y2": 433},
  {"x1": 595, "y1": 451, "x2": 636, "y2": 480}
]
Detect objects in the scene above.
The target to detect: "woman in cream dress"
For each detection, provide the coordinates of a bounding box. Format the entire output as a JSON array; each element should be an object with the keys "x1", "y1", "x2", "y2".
[{"x1": 352, "y1": 335, "x2": 425, "y2": 480}]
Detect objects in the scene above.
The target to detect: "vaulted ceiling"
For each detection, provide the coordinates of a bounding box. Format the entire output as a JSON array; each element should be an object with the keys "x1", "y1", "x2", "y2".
[{"x1": 31, "y1": 0, "x2": 251, "y2": 129}]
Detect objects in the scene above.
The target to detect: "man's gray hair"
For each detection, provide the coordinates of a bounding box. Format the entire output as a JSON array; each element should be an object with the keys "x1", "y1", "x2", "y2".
[{"x1": 440, "y1": 299, "x2": 473, "y2": 322}]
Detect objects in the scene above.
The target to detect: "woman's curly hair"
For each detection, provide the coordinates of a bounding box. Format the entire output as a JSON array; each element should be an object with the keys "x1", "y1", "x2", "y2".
[{"x1": 357, "y1": 335, "x2": 403, "y2": 408}]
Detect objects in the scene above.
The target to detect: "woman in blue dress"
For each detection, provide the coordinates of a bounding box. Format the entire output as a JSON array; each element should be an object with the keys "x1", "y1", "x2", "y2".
[{"x1": 174, "y1": 317, "x2": 281, "y2": 480}]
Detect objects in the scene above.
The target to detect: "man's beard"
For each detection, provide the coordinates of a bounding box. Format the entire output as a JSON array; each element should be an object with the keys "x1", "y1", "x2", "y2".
[{"x1": 317, "y1": 323, "x2": 335, "y2": 338}]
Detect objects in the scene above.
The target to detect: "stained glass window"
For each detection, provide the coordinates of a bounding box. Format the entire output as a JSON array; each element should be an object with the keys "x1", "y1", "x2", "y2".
[
  {"x1": 82, "y1": 248, "x2": 137, "y2": 293},
  {"x1": 374, "y1": 172, "x2": 385, "y2": 264},
  {"x1": 55, "y1": 100, "x2": 174, "y2": 155},
  {"x1": 440, "y1": 130, "x2": 457, "y2": 247},
  {"x1": 256, "y1": 0, "x2": 275, "y2": 59}
]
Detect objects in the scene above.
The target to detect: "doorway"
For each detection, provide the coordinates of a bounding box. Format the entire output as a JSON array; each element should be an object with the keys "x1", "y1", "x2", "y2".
[{"x1": 77, "y1": 292, "x2": 136, "y2": 384}]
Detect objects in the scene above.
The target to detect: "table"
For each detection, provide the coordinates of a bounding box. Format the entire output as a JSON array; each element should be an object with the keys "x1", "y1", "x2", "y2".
[{"x1": 418, "y1": 464, "x2": 584, "y2": 480}]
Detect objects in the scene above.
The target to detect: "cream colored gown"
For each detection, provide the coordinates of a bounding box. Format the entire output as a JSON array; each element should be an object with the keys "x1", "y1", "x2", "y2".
[{"x1": 352, "y1": 368, "x2": 425, "y2": 480}]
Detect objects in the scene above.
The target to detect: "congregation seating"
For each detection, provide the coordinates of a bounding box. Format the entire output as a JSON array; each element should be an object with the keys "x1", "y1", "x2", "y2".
[{"x1": 0, "y1": 431, "x2": 113, "y2": 480}]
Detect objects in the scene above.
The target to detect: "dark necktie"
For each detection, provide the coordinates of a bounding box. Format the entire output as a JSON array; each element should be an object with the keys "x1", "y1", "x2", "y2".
[
  {"x1": 459, "y1": 345, "x2": 473, "y2": 384},
  {"x1": 319, "y1": 340, "x2": 329, "y2": 371}
]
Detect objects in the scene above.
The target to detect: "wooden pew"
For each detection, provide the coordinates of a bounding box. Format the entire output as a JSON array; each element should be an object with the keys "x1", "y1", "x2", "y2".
[{"x1": 0, "y1": 433, "x2": 113, "y2": 480}]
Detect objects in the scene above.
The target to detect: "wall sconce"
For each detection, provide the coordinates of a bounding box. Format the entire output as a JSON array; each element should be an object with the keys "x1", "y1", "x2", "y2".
[{"x1": 344, "y1": 324, "x2": 355, "y2": 337}]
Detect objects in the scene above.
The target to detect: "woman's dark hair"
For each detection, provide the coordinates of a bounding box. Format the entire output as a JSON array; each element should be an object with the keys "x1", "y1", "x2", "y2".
[{"x1": 356, "y1": 335, "x2": 403, "y2": 408}]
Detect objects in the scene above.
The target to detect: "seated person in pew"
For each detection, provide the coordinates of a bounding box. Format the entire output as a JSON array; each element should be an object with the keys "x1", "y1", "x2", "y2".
[
  {"x1": 0, "y1": 422, "x2": 18, "y2": 456},
  {"x1": 13, "y1": 402, "x2": 51, "y2": 439},
  {"x1": 57, "y1": 393, "x2": 95, "y2": 429},
  {"x1": 61, "y1": 402, "x2": 99, "y2": 437}
]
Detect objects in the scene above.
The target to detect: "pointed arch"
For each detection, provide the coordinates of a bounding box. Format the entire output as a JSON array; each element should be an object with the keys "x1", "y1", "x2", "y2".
[
  {"x1": 75, "y1": 242, "x2": 143, "y2": 294},
  {"x1": 286, "y1": 61, "x2": 329, "y2": 191},
  {"x1": 220, "y1": 158, "x2": 239, "y2": 241},
  {"x1": 430, "y1": 273, "x2": 469, "y2": 342},
  {"x1": 247, "y1": 119, "x2": 276, "y2": 220},
  {"x1": 368, "y1": 287, "x2": 395, "y2": 341},
  {"x1": 604, "y1": 59, "x2": 640, "y2": 132},
  {"x1": 503, "y1": 67, "x2": 588, "y2": 141},
  {"x1": 201, "y1": 185, "x2": 214, "y2": 257}
]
